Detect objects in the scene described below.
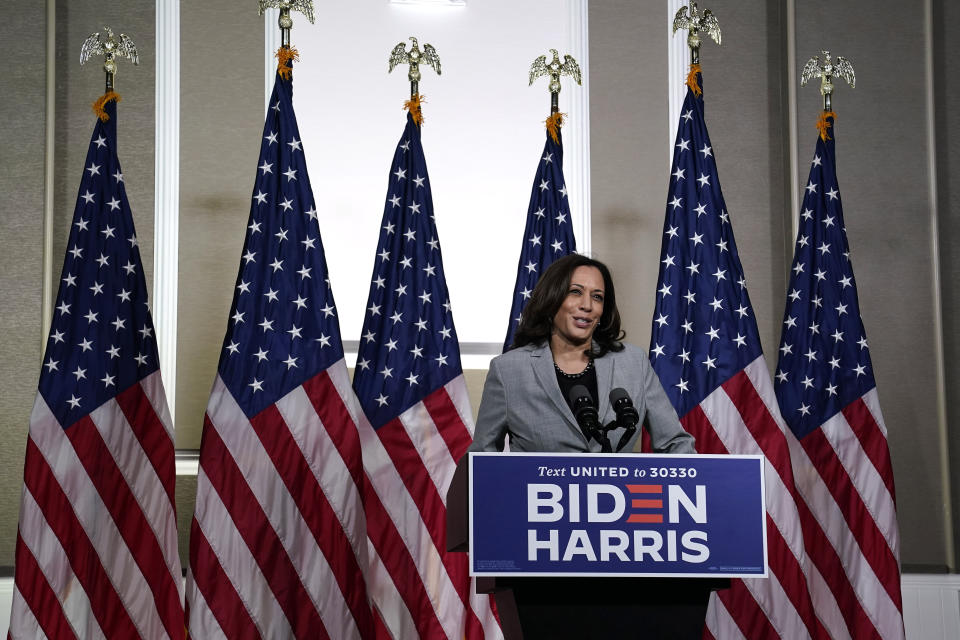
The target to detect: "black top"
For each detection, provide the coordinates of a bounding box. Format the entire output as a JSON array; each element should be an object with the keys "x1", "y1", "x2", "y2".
[{"x1": 554, "y1": 358, "x2": 598, "y2": 421}]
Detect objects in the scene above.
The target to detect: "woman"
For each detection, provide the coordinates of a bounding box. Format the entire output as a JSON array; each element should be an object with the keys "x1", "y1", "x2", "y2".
[{"x1": 470, "y1": 253, "x2": 694, "y2": 454}]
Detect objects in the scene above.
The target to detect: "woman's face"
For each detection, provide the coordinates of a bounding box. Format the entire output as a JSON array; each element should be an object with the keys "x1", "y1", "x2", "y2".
[{"x1": 551, "y1": 266, "x2": 605, "y2": 348}]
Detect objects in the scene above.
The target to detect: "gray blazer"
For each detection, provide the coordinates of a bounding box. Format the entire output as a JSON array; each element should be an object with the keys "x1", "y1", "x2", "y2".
[{"x1": 469, "y1": 342, "x2": 696, "y2": 454}]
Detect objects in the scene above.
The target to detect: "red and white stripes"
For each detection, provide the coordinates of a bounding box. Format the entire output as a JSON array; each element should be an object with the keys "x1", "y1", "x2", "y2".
[
  {"x1": 691, "y1": 357, "x2": 827, "y2": 640},
  {"x1": 783, "y1": 388, "x2": 904, "y2": 640},
  {"x1": 345, "y1": 366, "x2": 501, "y2": 640},
  {"x1": 186, "y1": 360, "x2": 374, "y2": 640},
  {"x1": 693, "y1": 357, "x2": 904, "y2": 640},
  {"x1": 10, "y1": 371, "x2": 183, "y2": 640}
]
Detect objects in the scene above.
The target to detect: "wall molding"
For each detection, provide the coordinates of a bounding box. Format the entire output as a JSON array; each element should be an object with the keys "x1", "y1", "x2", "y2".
[
  {"x1": 901, "y1": 573, "x2": 960, "y2": 638},
  {"x1": 0, "y1": 577, "x2": 12, "y2": 635},
  {"x1": 1, "y1": 574, "x2": 955, "y2": 635}
]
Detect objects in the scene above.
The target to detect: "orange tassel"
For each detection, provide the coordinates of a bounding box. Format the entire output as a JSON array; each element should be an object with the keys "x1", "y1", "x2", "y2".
[
  {"x1": 91, "y1": 91, "x2": 121, "y2": 121},
  {"x1": 544, "y1": 112, "x2": 565, "y2": 143},
  {"x1": 404, "y1": 93, "x2": 425, "y2": 126},
  {"x1": 686, "y1": 63, "x2": 702, "y2": 97},
  {"x1": 276, "y1": 46, "x2": 300, "y2": 79},
  {"x1": 816, "y1": 110, "x2": 837, "y2": 141}
]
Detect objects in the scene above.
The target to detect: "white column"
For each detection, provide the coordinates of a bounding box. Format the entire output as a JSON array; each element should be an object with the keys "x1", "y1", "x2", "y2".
[
  {"x1": 564, "y1": 0, "x2": 591, "y2": 257},
  {"x1": 667, "y1": 0, "x2": 691, "y2": 164},
  {"x1": 154, "y1": 0, "x2": 180, "y2": 424},
  {"x1": 264, "y1": 8, "x2": 280, "y2": 110},
  {"x1": 41, "y1": 0, "x2": 56, "y2": 352},
  {"x1": 785, "y1": 0, "x2": 800, "y2": 240},
  {"x1": 923, "y1": 0, "x2": 954, "y2": 571}
]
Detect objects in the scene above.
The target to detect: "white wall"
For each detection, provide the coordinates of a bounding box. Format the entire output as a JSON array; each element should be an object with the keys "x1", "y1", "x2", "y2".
[{"x1": 289, "y1": 0, "x2": 589, "y2": 358}]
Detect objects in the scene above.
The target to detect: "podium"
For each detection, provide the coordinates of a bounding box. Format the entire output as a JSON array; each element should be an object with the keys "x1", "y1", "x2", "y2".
[{"x1": 447, "y1": 452, "x2": 766, "y2": 640}]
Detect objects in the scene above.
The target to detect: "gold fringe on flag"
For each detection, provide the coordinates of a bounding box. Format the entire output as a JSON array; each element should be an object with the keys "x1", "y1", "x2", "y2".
[
  {"x1": 816, "y1": 110, "x2": 837, "y2": 141},
  {"x1": 404, "y1": 93, "x2": 425, "y2": 126},
  {"x1": 276, "y1": 46, "x2": 300, "y2": 79},
  {"x1": 91, "y1": 91, "x2": 121, "y2": 122},
  {"x1": 545, "y1": 112, "x2": 565, "y2": 144},
  {"x1": 686, "y1": 63, "x2": 702, "y2": 97}
]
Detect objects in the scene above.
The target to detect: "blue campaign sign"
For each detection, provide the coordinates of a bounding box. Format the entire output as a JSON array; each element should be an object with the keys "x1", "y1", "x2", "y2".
[{"x1": 469, "y1": 453, "x2": 766, "y2": 578}]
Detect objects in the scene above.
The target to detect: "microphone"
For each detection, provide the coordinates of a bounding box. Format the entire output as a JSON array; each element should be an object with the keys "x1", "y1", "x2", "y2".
[
  {"x1": 609, "y1": 388, "x2": 640, "y2": 428},
  {"x1": 568, "y1": 385, "x2": 611, "y2": 452},
  {"x1": 568, "y1": 384, "x2": 599, "y2": 432},
  {"x1": 609, "y1": 388, "x2": 640, "y2": 452}
]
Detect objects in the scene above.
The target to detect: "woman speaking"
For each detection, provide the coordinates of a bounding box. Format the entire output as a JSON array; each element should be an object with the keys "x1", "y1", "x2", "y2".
[{"x1": 470, "y1": 253, "x2": 694, "y2": 454}]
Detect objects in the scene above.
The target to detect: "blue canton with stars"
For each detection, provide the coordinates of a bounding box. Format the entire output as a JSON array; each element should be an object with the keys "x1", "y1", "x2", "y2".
[
  {"x1": 217, "y1": 66, "x2": 344, "y2": 418},
  {"x1": 649, "y1": 74, "x2": 763, "y2": 418},
  {"x1": 40, "y1": 99, "x2": 159, "y2": 428},
  {"x1": 352, "y1": 113, "x2": 462, "y2": 430},
  {"x1": 503, "y1": 128, "x2": 577, "y2": 351},
  {"x1": 774, "y1": 116, "x2": 876, "y2": 439}
]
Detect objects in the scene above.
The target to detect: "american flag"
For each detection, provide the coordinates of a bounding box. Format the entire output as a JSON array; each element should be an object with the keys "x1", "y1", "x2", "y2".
[
  {"x1": 773, "y1": 113, "x2": 904, "y2": 639},
  {"x1": 9, "y1": 97, "x2": 184, "y2": 639},
  {"x1": 649, "y1": 71, "x2": 829, "y2": 638},
  {"x1": 502, "y1": 126, "x2": 576, "y2": 350},
  {"x1": 185, "y1": 60, "x2": 375, "y2": 639},
  {"x1": 352, "y1": 109, "x2": 502, "y2": 639}
]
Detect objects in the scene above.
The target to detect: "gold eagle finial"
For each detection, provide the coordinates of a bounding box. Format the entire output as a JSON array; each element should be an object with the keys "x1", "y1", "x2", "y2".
[
  {"x1": 81, "y1": 26, "x2": 139, "y2": 91},
  {"x1": 529, "y1": 49, "x2": 581, "y2": 115},
  {"x1": 801, "y1": 50, "x2": 855, "y2": 112},
  {"x1": 258, "y1": 0, "x2": 315, "y2": 48},
  {"x1": 672, "y1": 2, "x2": 721, "y2": 64},
  {"x1": 389, "y1": 37, "x2": 441, "y2": 98}
]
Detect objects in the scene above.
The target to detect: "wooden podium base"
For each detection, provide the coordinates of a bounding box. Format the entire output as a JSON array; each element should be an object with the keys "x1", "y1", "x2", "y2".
[{"x1": 483, "y1": 576, "x2": 728, "y2": 640}]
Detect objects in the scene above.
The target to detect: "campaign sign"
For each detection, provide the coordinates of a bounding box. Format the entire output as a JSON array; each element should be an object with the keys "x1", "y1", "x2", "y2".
[{"x1": 469, "y1": 452, "x2": 766, "y2": 578}]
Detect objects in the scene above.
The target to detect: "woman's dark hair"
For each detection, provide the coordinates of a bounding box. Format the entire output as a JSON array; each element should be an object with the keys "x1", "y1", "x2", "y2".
[{"x1": 512, "y1": 253, "x2": 625, "y2": 357}]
